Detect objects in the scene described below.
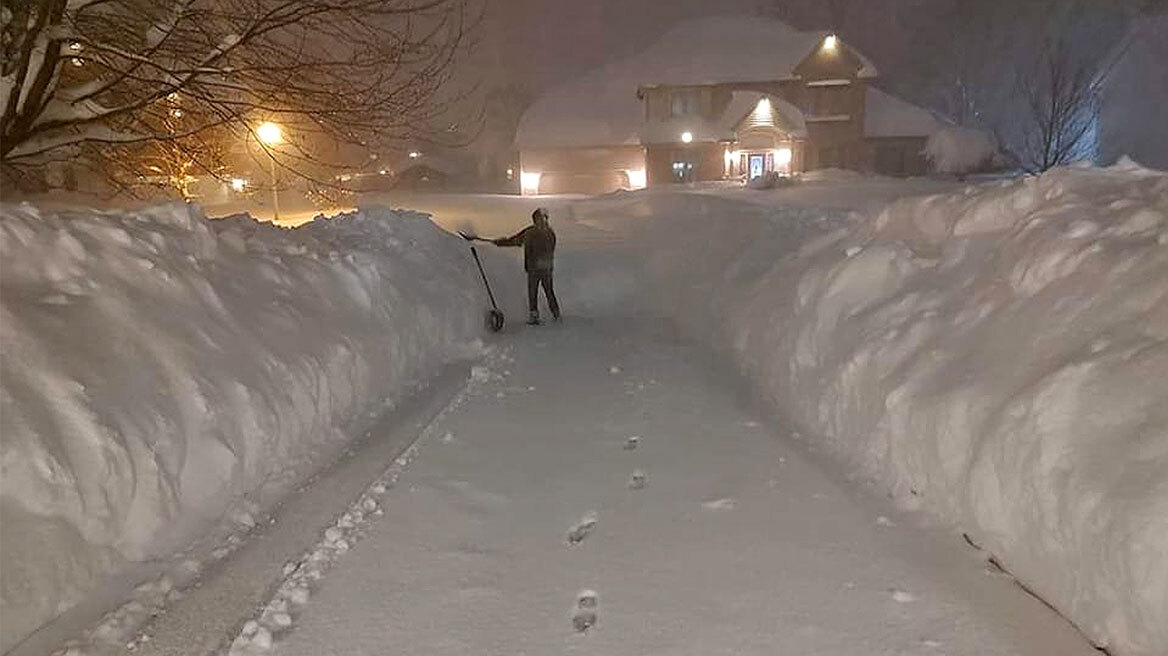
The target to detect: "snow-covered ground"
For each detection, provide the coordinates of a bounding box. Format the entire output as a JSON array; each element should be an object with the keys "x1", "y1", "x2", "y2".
[
  {"x1": 3, "y1": 161, "x2": 1165, "y2": 655},
  {"x1": 256, "y1": 319, "x2": 1095, "y2": 656},
  {"x1": 0, "y1": 203, "x2": 520, "y2": 652}
]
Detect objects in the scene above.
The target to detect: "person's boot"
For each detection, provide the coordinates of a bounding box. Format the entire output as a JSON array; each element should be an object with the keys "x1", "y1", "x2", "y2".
[{"x1": 527, "y1": 311, "x2": 542, "y2": 326}]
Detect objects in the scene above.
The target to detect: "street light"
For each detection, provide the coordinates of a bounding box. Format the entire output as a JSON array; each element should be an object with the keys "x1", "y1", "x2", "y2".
[{"x1": 256, "y1": 122, "x2": 283, "y2": 221}]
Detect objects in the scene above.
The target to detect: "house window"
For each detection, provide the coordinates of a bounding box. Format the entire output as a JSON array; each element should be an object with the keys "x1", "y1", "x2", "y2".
[
  {"x1": 672, "y1": 160, "x2": 695, "y2": 182},
  {"x1": 819, "y1": 146, "x2": 837, "y2": 168},
  {"x1": 670, "y1": 89, "x2": 702, "y2": 117},
  {"x1": 807, "y1": 87, "x2": 849, "y2": 116}
]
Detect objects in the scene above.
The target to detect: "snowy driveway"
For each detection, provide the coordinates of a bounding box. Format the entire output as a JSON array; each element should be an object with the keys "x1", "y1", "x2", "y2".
[{"x1": 265, "y1": 318, "x2": 1093, "y2": 656}]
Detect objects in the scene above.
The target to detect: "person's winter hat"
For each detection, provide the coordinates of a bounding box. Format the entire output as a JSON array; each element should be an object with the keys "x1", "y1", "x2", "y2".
[{"x1": 532, "y1": 207, "x2": 548, "y2": 222}]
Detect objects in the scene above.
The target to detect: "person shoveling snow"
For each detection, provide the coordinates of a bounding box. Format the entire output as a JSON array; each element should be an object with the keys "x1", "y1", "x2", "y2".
[{"x1": 489, "y1": 207, "x2": 561, "y2": 325}]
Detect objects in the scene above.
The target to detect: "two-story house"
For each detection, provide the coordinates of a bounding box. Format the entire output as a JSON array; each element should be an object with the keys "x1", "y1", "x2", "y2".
[{"x1": 516, "y1": 15, "x2": 942, "y2": 194}]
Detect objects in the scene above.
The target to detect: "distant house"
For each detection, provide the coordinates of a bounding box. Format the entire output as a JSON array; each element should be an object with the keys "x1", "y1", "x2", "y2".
[{"x1": 515, "y1": 16, "x2": 943, "y2": 194}]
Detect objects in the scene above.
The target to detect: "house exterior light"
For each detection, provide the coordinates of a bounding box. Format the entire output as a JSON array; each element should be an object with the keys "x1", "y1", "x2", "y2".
[
  {"x1": 775, "y1": 147, "x2": 792, "y2": 165},
  {"x1": 625, "y1": 169, "x2": 647, "y2": 189},
  {"x1": 823, "y1": 34, "x2": 837, "y2": 51},
  {"x1": 408, "y1": 151, "x2": 421, "y2": 159},
  {"x1": 520, "y1": 171, "x2": 542, "y2": 195},
  {"x1": 681, "y1": 131, "x2": 693, "y2": 143},
  {"x1": 231, "y1": 178, "x2": 247, "y2": 192}
]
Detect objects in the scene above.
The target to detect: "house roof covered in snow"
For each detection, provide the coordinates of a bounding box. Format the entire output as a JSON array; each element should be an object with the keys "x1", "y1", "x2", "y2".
[
  {"x1": 864, "y1": 86, "x2": 944, "y2": 138},
  {"x1": 516, "y1": 15, "x2": 877, "y2": 149}
]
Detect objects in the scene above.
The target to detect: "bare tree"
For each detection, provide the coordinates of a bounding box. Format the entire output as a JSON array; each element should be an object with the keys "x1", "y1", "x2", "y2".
[
  {"x1": 1009, "y1": 36, "x2": 1102, "y2": 172},
  {"x1": 0, "y1": 0, "x2": 480, "y2": 193}
]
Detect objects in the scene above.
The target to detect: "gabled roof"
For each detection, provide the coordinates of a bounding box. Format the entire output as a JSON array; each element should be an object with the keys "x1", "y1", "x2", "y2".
[
  {"x1": 516, "y1": 15, "x2": 876, "y2": 149},
  {"x1": 864, "y1": 87, "x2": 944, "y2": 138}
]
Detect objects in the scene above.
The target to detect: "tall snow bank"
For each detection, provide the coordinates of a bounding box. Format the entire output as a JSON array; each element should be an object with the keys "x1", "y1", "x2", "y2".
[
  {"x1": 0, "y1": 203, "x2": 509, "y2": 650},
  {"x1": 635, "y1": 166, "x2": 1168, "y2": 655},
  {"x1": 924, "y1": 126, "x2": 998, "y2": 174}
]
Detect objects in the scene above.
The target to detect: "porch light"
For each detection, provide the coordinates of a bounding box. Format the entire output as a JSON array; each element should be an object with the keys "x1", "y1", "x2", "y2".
[
  {"x1": 625, "y1": 169, "x2": 647, "y2": 190},
  {"x1": 231, "y1": 178, "x2": 247, "y2": 192},
  {"x1": 775, "y1": 148, "x2": 792, "y2": 165},
  {"x1": 681, "y1": 131, "x2": 693, "y2": 143},
  {"x1": 823, "y1": 34, "x2": 837, "y2": 51},
  {"x1": 520, "y1": 171, "x2": 542, "y2": 195}
]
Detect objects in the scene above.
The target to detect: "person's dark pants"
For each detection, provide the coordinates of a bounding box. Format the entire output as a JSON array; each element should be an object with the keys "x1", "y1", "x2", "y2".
[{"x1": 527, "y1": 270, "x2": 560, "y2": 319}]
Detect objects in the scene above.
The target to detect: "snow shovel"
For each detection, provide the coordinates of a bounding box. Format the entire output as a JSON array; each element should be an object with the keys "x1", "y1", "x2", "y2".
[{"x1": 459, "y1": 231, "x2": 505, "y2": 332}]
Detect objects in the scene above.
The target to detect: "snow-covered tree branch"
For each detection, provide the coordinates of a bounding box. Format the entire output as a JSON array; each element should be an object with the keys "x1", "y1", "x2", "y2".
[{"x1": 0, "y1": 0, "x2": 479, "y2": 191}]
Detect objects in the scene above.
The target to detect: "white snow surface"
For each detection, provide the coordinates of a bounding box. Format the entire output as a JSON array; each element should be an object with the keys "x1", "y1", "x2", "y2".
[
  {"x1": 612, "y1": 165, "x2": 1167, "y2": 655},
  {"x1": 0, "y1": 203, "x2": 511, "y2": 651},
  {"x1": 516, "y1": 15, "x2": 875, "y2": 148},
  {"x1": 924, "y1": 126, "x2": 999, "y2": 174},
  {"x1": 864, "y1": 86, "x2": 944, "y2": 138}
]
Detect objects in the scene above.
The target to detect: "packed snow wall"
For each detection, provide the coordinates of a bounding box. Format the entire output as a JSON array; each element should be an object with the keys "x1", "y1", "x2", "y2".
[
  {"x1": 620, "y1": 165, "x2": 1168, "y2": 655},
  {"x1": 0, "y1": 203, "x2": 518, "y2": 650}
]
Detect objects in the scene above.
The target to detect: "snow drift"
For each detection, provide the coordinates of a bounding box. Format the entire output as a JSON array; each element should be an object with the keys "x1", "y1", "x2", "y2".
[
  {"x1": 0, "y1": 203, "x2": 513, "y2": 651},
  {"x1": 622, "y1": 164, "x2": 1168, "y2": 655}
]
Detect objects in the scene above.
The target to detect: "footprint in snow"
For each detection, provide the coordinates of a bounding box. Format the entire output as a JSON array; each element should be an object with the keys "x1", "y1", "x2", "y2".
[
  {"x1": 572, "y1": 589, "x2": 599, "y2": 632},
  {"x1": 567, "y1": 512, "x2": 598, "y2": 545},
  {"x1": 890, "y1": 589, "x2": 916, "y2": 603},
  {"x1": 629, "y1": 469, "x2": 646, "y2": 490},
  {"x1": 702, "y1": 498, "x2": 735, "y2": 511}
]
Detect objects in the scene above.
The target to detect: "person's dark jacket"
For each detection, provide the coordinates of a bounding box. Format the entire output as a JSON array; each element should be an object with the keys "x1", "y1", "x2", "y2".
[{"x1": 494, "y1": 225, "x2": 556, "y2": 272}]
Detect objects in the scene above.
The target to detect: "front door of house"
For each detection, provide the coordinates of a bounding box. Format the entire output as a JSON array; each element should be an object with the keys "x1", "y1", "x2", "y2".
[{"x1": 749, "y1": 154, "x2": 765, "y2": 180}]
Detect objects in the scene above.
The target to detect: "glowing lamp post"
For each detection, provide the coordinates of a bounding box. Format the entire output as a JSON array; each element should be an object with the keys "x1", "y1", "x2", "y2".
[{"x1": 257, "y1": 122, "x2": 283, "y2": 221}]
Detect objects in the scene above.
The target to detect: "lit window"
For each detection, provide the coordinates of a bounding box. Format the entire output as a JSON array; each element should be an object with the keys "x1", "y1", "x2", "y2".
[
  {"x1": 520, "y1": 171, "x2": 541, "y2": 195},
  {"x1": 625, "y1": 169, "x2": 647, "y2": 189}
]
